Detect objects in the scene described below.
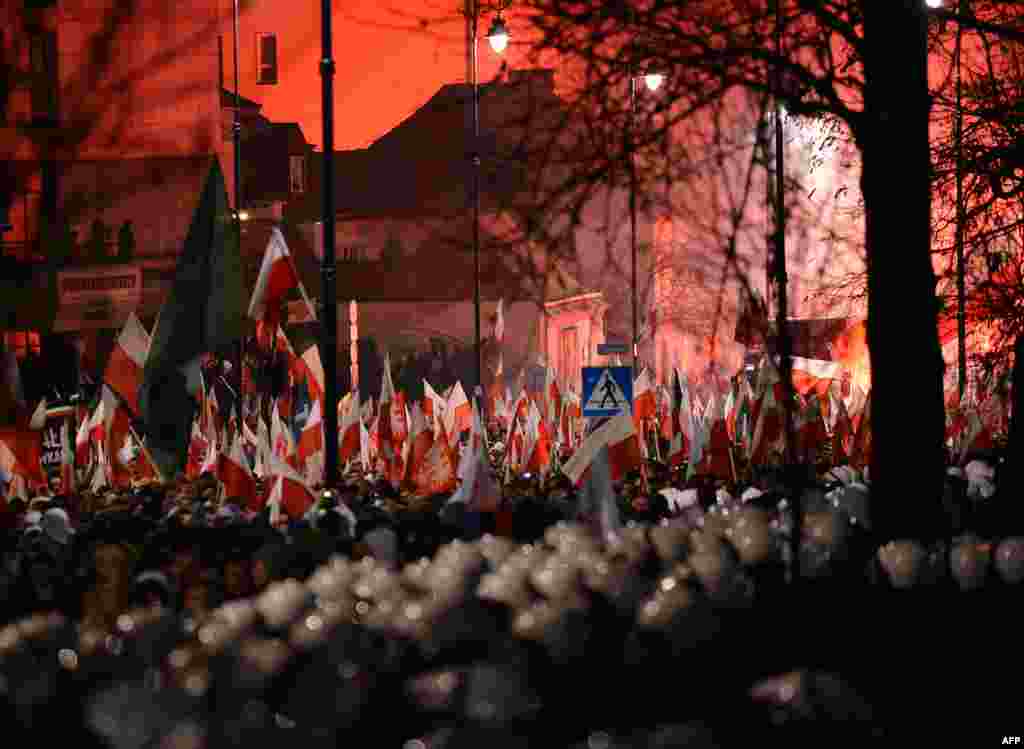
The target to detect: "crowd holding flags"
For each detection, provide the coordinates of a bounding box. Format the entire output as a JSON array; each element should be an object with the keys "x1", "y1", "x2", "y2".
[{"x1": 0, "y1": 159, "x2": 1017, "y2": 525}]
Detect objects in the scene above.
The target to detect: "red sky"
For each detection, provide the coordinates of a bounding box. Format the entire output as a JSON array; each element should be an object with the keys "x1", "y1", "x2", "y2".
[{"x1": 237, "y1": 0, "x2": 530, "y2": 150}]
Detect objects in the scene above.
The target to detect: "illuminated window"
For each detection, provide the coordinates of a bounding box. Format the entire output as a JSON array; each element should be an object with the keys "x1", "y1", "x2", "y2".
[
  {"x1": 289, "y1": 155, "x2": 305, "y2": 194},
  {"x1": 256, "y1": 33, "x2": 278, "y2": 85},
  {"x1": 2, "y1": 192, "x2": 41, "y2": 261},
  {"x1": 559, "y1": 326, "x2": 579, "y2": 388},
  {"x1": 4, "y1": 330, "x2": 41, "y2": 359}
]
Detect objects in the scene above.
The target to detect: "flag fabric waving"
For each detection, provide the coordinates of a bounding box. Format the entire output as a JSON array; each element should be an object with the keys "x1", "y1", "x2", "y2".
[
  {"x1": 140, "y1": 159, "x2": 243, "y2": 478},
  {"x1": 104, "y1": 312, "x2": 151, "y2": 415}
]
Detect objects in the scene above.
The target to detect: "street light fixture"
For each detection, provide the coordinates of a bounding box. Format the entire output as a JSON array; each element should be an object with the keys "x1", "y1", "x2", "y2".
[
  {"x1": 486, "y1": 15, "x2": 510, "y2": 55},
  {"x1": 642, "y1": 73, "x2": 665, "y2": 93}
]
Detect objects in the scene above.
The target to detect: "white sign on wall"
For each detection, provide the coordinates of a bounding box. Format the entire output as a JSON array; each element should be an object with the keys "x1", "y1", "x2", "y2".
[{"x1": 57, "y1": 265, "x2": 142, "y2": 307}]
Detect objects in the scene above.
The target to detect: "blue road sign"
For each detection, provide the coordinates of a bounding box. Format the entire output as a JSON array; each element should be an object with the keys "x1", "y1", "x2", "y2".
[{"x1": 581, "y1": 366, "x2": 633, "y2": 418}]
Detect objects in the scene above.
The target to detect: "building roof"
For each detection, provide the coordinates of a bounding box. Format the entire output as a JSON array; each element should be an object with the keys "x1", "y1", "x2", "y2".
[
  {"x1": 326, "y1": 69, "x2": 564, "y2": 221},
  {"x1": 221, "y1": 87, "x2": 263, "y2": 111}
]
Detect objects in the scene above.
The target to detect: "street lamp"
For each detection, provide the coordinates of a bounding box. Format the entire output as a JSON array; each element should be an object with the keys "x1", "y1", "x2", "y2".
[
  {"x1": 628, "y1": 71, "x2": 664, "y2": 370},
  {"x1": 486, "y1": 15, "x2": 510, "y2": 54},
  {"x1": 469, "y1": 1, "x2": 509, "y2": 414}
]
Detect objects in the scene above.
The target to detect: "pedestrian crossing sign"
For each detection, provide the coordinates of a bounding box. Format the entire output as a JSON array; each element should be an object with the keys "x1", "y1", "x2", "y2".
[{"x1": 581, "y1": 366, "x2": 633, "y2": 418}]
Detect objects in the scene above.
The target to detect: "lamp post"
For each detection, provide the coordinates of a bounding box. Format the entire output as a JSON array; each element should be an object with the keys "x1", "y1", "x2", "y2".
[
  {"x1": 628, "y1": 71, "x2": 664, "y2": 372},
  {"x1": 468, "y1": 0, "x2": 509, "y2": 412},
  {"x1": 231, "y1": 0, "x2": 244, "y2": 429},
  {"x1": 321, "y1": 0, "x2": 339, "y2": 487}
]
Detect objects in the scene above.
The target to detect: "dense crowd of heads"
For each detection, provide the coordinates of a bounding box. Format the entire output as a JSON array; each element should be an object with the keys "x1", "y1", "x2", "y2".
[{"x1": 1, "y1": 431, "x2": 1021, "y2": 745}]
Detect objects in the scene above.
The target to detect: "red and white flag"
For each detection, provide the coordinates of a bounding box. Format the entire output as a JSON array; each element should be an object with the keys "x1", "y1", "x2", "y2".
[
  {"x1": 411, "y1": 419, "x2": 458, "y2": 497},
  {"x1": 667, "y1": 368, "x2": 691, "y2": 467},
  {"x1": 263, "y1": 456, "x2": 316, "y2": 525},
  {"x1": 404, "y1": 403, "x2": 432, "y2": 478},
  {"x1": 562, "y1": 410, "x2": 643, "y2": 487},
  {"x1": 790, "y1": 357, "x2": 842, "y2": 399},
  {"x1": 524, "y1": 400, "x2": 553, "y2": 478},
  {"x1": 297, "y1": 398, "x2": 324, "y2": 483},
  {"x1": 104, "y1": 312, "x2": 150, "y2": 415},
  {"x1": 377, "y1": 353, "x2": 405, "y2": 486},
  {"x1": 445, "y1": 381, "x2": 472, "y2": 437},
  {"x1": 248, "y1": 228, "x2": 316, "y2": 348},
  {"x1": 448, "y1": 400, "x2": 500, "y2": 511},
  {"x1": 338, "y1": 396, "x2": 361, "y2": 466},
  {"x1": 186, "y1": 420, "x2": 209, "y2": 480},
  {"x1": 218, "y1": 436, "x2": 258, "y2": 509}
]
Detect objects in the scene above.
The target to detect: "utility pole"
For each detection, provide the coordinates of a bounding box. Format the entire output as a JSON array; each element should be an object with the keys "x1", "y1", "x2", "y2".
[{"x1": 320, "y1": 0, "x2": 339, "y2": 487}]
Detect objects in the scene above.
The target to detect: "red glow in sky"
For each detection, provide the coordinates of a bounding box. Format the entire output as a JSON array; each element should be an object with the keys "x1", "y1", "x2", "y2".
[{"x1": 238, "y1": 1, "x2": 528, "y2": 150}]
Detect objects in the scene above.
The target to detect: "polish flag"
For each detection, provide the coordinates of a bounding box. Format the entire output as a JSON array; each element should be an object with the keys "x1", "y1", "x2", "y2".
[
  {"x1": 218, "y1": 437, "x2": 258, "y2": 509},
  {"x1": 249, "y1": 228, "x2": 316, "y2": 348},
  {"x1": 301, "y1": 344, "x2": 325, "y2": 405},
  {"x1": 524, "y1": 400, "x2": 553, "y2": 477},
  {"x1": 446, "y1": 381, "x2": 472, "y2": 436},
  {"x1": 448, "y1": 400, "x2": 500, "y2": 511},
  {"x1": 104, "y1": 312, "x2": 150, "y2": 415},
  {"x1": 697, "y1": 394, "x2": 732, "y2": 480},
  {"x1": 561, "y1": 410, "x2": 642, "y2": 487},
  {"x1": 271, "y1": 400, "x2": 298, "y2": 470},
  {"x1": 297, "y1": 399, "x2": 324, "y2": 464},
  {"x1": 790, "y1": 357, "x2": 842, "y2": 398},
  {"x1": 186, "y1": 420, "x2": 209, "y2": 479},
  {"x1": 377, "y1": 353, "x2": 405, "y2": 487},
  {"x1": 106, "y1": 400, "x2": 135, "y2": 488},
  {"x1": 545, "y1": 366, "x2": 562, "y2": 429},
  {"x1": 423, "y1": 379, "x2": 445, "y2": 426},
  {"x1": 263, "y1": 457, "x2": 316, "y2": 524},
  {"x1": 667, "y1": 368, "x2": 691, "y2": 467},
  {"x1": 411, "y1": 418, "x2": 458, "y2": 497},
  {"x1": 338, "y1": 396, "x2": 361, "y2": 465},
  {"x1": 633, "y1": 369, "x2": 656, "y2": 424},
  {"x1": 794, "y1": 394, "x2": 828, "y2": 464},
  {"x1": 750, "y1": 378, "x2": 786, "y2": 466},
  {"x1": 403, "y1": 402, "x2": 434, "y2": 486}
]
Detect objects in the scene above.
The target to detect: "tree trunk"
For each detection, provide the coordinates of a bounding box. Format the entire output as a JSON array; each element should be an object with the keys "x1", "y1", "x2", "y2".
[{"x1": 860, "y1": 1, "x2": 947, "y2": 541}]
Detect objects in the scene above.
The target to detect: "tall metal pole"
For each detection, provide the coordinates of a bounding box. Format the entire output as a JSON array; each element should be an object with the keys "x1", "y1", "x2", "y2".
[
  {"x1": 471, "y1": 0, "x2": 483, "y2": 410},
  {"x1": 954, "y1": 0, "x2": 967, "y2": 399},
  {"x1": 232, "y1": 0, "x2": 246, "y2": 438},
  {"x1": 629, "y1": 76, "x2": 639, "y2": 370},
  {"x1": 321, "y1": 0, "x2": 339, "y2": 487},
  {"x1": 773, "y1": 0, "x2": 798, "y2": 582}
]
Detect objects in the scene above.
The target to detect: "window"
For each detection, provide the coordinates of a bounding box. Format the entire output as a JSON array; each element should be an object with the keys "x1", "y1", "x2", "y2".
[
  {"x1": 559, "y1": 326, "x2": 579, "y2": 390},
  {"x1": 29, "y1": 31, "x2": 58, "y2": 121},
  {"x1": 289, "y1": 155, "x2": 305, "y2": 194},
  {"x1": 2, "y1": 192, "x2": 41, "y2": 261},
  {"x1": 256, "y1": 33, "x2": 278, "y2": 84},
  {"x1": 4, "y1": 331, "x2": 41, "y2": 360}
]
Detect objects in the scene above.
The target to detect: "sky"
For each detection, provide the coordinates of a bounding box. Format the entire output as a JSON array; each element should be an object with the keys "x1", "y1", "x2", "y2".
[{"x1": 239, "y1": 0, "x2": 530, "y2": 150}]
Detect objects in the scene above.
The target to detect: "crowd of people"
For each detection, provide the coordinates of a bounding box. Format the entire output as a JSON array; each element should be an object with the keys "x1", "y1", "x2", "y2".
[{"x1": 1, "y1": 414, "x2": 1022, "y2": 745}]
